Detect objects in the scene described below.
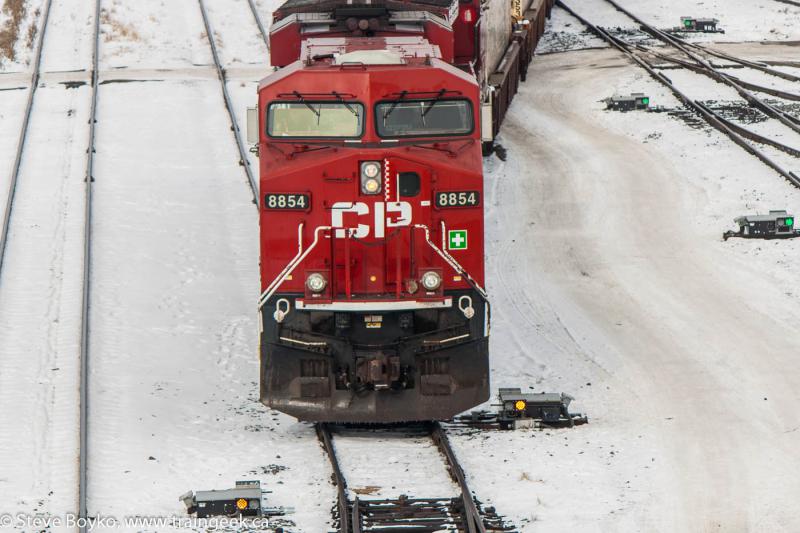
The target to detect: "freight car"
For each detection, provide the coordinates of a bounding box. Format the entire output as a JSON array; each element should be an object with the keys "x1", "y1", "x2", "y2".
[{"x1": 252, "y1": 0, "x2": 554, "y2": 422}]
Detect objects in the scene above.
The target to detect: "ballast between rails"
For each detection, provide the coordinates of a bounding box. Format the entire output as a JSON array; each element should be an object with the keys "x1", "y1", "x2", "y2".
[
  {"x1": 680, "y1": 42, "x2": 800, "y2": 84},
  {"x1": 634, "y1": 43, "x2": 800, "y2": 106},
  {"x1": 197, "y1": 0, "x2": 260, "y2": 203},
  {"x1": 598, "y1": 0, "x2": 800, "y2": 136},
  {"x1": 0, "y1": 0, "x2": 54, "y2": 280},
  {"x1": 316, "y1": 423, "x2": 491, "y2": 533},
  {"x1": 556, "y1": 0, "x2": 800, "y2": 189}
]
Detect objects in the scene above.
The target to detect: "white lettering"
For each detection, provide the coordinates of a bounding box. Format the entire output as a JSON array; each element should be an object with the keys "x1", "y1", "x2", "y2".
[
  {"x1": 331, "y1": 201, "x2": 413, "y2": 239},
  {"x1": 332, "y1": 202, "x2": 369, "y2": 238}
]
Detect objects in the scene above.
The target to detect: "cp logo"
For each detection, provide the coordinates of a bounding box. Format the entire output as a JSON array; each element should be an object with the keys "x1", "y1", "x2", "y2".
[{"x1": 331, "y1": 201, "x2": 412, "y2": 239}]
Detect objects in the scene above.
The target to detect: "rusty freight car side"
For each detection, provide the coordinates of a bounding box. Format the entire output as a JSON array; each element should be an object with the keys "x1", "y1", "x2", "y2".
[{"x1": 481, "y1": 0, "x2": 554, "y2": 151}]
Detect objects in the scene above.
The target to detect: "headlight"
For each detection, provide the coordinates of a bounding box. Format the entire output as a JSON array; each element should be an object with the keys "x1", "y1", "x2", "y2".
[
  {"x1": 306, "y1": 273, "x2": 327, "y2": 293},
  {"x1": 361, "y1": 161, "x2": 382, "y2": 195},
  {"x1": 420, "y1": 271, "x2": 441, "y2": 291}
]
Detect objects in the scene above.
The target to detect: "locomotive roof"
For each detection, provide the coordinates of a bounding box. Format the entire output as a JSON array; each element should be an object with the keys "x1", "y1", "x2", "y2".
[
  {"x1": 274, "y1": 0, "x2": 459, "y2": 25},
  {"x1": 302, "y1": 36, "x2": 441, "y2": 65},
  {"x1": 276, "y1": 0, "x2": 458, "y2": 11}
]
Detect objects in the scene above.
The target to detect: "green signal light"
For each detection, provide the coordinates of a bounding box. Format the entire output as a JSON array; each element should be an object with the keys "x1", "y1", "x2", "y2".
[
  {"x1": 785, "y1": 217, "x2": 794, "y2": 226},
  {"x1": 641, "y1": 98, "x2": 650, "y2": 105},
  {"x1": 684, "y1": 19, "x2": 692, "y2": 27}
]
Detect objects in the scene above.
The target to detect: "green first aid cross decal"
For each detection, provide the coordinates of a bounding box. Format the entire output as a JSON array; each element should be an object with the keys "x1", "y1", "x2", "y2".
[{"x1": 448, "y1": 230, "x2": 468, "y2": 250}]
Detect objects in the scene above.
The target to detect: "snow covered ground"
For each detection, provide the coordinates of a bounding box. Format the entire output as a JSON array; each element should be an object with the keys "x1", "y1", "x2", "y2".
[
  {"x1": 1, "y1": 0, "x2": 800, "y2": 532},
  {"x1": 89, "y1": 78, "x2": 332, "y2": 532},
  {"x1": 540, "y1": 0, "x2": 800, "y2": 54},
  {"x1": 333, "y1": 428, "x2": 459, "y2": 500},
  {"x1": 459, "y1": 43, "x2": 800, "y2": 531},
  {"x1": 0, "y1": 0, "x2": 44, "y2": 72},
  {"x1": 0, "y1": 82, "x2": 89, "y2": 525}
]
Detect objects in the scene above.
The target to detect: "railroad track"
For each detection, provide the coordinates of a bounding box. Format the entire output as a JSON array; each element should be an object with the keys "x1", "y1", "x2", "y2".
[
  {"x1": 78, "y1": 1, "x2": 102, "y2": 530},
  {"x1": 317, "y1": 423, "x2": 511, "y2": 533},
  {"x1": 0, "y1": 0, "x2": 99, "y2": 527},
  {"x1": 246, "y1": 0, "x2": 270, "y2": 52},
  {"x1": 597, "y1": 0, "x2": 800, "y2": 126},
  {"x1": 0, "y1": 0, "x2": 54, "y2": 279},
  {"x1": 198, "y1": 0, "x2": 260, "y2": 202},
  {"x1": 557, "y1": 0, "x2": 800, "y2": 188}
]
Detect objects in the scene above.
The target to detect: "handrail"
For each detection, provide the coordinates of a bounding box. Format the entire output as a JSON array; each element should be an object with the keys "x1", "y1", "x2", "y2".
[
  {"x1": 258, "y1": 222, "x2": 304, "y2": 307},
  {"x1": 413, "y1": 223, "x2": 488, "y2": 300},
  {"x1": 258, "y1": 223, "x2": 324, "y2": 309},
  {"x1": 261, "y1": 224, "x2": 491, "y2": 328},
  {"x1": 414, "y1": 223, "x2": 491, "y2": 335}
]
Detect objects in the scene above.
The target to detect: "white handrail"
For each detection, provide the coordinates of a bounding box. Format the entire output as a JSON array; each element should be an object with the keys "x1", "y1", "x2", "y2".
[
  {"x1": 258, "y1": 223, "x2": 305, "y2": 307},
  {"x1": 413, "y1": 223, "x2": 488, "y2": 300},
  {"x1": 258, "y1": 225, "x2": 331, "y2": 309}
]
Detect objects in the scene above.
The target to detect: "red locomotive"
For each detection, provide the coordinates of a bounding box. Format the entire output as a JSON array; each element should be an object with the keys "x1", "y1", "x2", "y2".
[{"x1": 253, "y1": 0, "x2": 552, "y2": 422}]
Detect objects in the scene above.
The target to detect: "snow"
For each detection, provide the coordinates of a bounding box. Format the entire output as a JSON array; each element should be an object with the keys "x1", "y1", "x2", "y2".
[
  {"x1": 547, "y1": 0, "x2": 800, "y2": 55},
  {"x1": 0, "y1": 0, "x2": 45, "y2": 73},
  {"x1": 39, "y1": 0, "x2": 95, "y2": 72},
  {"x1": 537, "y1": 7, "x2": 608, "y2": 54},
  {"x1": 332, "y1": 429, "x2": 459, "y2": 500},
  {"x1": 0, "y1": 82, "x2": 89, "y2": 523},
  {"x1": 0, "y1": 88, "x2": 28, "y2": 208},
  {"x1": 98, "y1": 0, "x2": 211, "y2": 70},
  {"x1": 459, "y1": 45, "x2": 800, "y2": 531},
  {"x1": 205, "y1": 0, "x2": 269, "y2": 67},
  {"x1": 1, "y1": 0, "x2": 800, "y2": 531},
  {"x1": 610, "y1": 0, "x2": 800, "y2": 42},
  {"x1": 89, "y1": 79, "x2": 332, "y2": 532}
]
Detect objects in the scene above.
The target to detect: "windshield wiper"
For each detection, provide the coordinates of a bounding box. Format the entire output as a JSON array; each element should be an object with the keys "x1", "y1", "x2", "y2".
[
  {"x1": 331, "y1": 91, "x2": 358, "y2": 117},
  {"x1": 383, "y1": 90, "x2": 408, "y2": 120},
  {"x1": 422, "y1": 88, "x2": 448, "y2": 118},
  {"x1": 411, "y1": 139, "x2": 473, "y2": 157},
  {"x1": 293, "y1": 91, "x2": 320, "y2": 117}
]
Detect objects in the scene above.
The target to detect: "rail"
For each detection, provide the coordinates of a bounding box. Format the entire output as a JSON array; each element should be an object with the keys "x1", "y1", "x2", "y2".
[
  {"x1": 0, "y1": 0, "x2": 54, "y2": 280},
  {"x1": 683, "y1": 42, "x2": 800, "y2": 83},
  {"x1": 317, "y1": 424, "x2": 351, "y2": 533},
  {"x1": 197, "y1": 0, "x2": 259, "y2": 202},
  {"x1": 557, "y1": 0, "x2": 800, "y2": 189},
  {"x1": 316, "y1": 423, "x2": 496, "y2": 533},
  {"x1": 638, "y1": 45, "x2": 800, "y2": 105},
  {"x1": 431, "y1": 422, "x2": 486, "y2": 533},
  {"x1": 598, "y1": 0, "x2": 800, "y2": 135},
  {"x1": 78, "y1": 1, "x2": 102, "y2": 531},
  {"x1": 245, "y1": 0, "x2": 270, "y2": 52}
]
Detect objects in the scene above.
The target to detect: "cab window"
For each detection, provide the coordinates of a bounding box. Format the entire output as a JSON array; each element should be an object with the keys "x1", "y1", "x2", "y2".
[
  {"x1": 267, "y1": 101, "x2": 364, "y2": 138},
  {"x1": 375, "y1": 99, "x2": 473, "y2": 138}
]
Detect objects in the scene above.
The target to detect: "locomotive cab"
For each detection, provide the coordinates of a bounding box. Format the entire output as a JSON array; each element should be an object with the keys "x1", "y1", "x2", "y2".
[{"x1": 256, "y1": 36, "x2": 489, "y2": 422}]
